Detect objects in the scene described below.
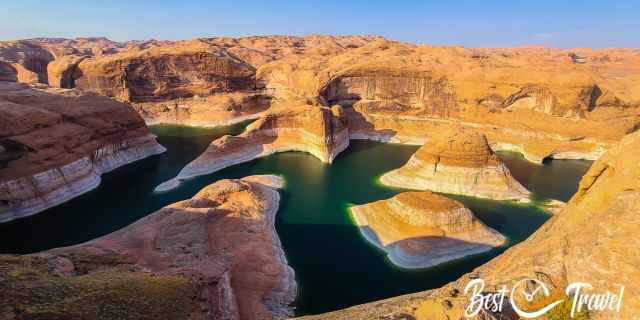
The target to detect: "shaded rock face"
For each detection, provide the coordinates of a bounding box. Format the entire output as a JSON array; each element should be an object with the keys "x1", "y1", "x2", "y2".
[
  {"x1": 155, "y1": 105, "x2": 349, "y2": 191},
  {"x1": 349, "y1": 191, "x2": 505, "y2": 269},
  {"x1": 321, "y1": 71, "x2": 457, "y2": 118},
  {"x1": 0, "y1": 176, "x2": 295, "y2": 320},
  {"x1": 380, "y1": 129, "x2": 530, "y2": 200},
  {"x1": 299, "y1": 132, "x2": 640, "y2": 320},
  {"x1": 0, "y1": 81, "x2": 165, "y2": 222}
]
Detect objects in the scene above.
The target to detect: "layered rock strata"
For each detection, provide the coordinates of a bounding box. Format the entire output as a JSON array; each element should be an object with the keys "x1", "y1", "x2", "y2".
[
  {"x1": 0, "y1": 81, "x2": 165, "y2": 222},
  {"x1": 0, "y1": 175, "x2": 295, "y2": 320},
  {"x1": 259, "y1": 39, "x2": 640, "y2": 162},
  {"x1": 2, "y1": 37, "x2": 639, "y2": 162},
  {"x1": 380, "y1": 129, "x2": 531, "y2": 200},
  {"x1": 300, "y1": 131, "x2": 640, "y2": 320},
  {"x1": 350, "y1": 191, "x2": 505, "y2": 269},
  {"x1": 155, "y1": 105, "x2": 348, "y2": 191}
]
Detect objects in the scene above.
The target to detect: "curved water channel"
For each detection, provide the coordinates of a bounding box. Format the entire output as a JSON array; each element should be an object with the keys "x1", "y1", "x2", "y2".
[{"x1": 0, "y1": 123, "x2": 592, "y2": 315}]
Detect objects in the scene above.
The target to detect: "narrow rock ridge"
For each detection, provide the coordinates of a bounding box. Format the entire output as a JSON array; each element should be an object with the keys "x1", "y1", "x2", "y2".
[
  {"x1": 155, "y1": 105, "x2": 348, "y2": 192},
  {"x1": 0, "y1": 175, "x2": 296, "y2": 320},
  {"x1": 350, "y1": 191, "x2": 506, "y2": 269},
  {"x1": 0, "y1": 81, "x2": 165, "y2": 222},
  {"x1": 380, "y1": 129, "x2": 531, "y2": 200}
]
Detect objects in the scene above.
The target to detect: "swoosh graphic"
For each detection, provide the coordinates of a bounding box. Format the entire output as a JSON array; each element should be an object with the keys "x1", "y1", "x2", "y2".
[{"x1": 510, "y1": 279, "x2": 564, "y2": 319}]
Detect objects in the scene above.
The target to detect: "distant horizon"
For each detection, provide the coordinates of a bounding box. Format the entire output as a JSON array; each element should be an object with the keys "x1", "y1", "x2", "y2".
[
  {"x1": 5, "y1": 34, "x2": 639, "y2": 50},
  {"x1": 2, "y1": 0, "x2": 639, "y2": 49}
]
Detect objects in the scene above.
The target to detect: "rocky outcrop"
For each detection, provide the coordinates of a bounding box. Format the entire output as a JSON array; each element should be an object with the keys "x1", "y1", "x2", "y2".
[
  {"x1": 350, "y1": 191, "x2": 505, "y2": 269},
  {"x1": 299, "y1": 131, "x2": 640, "y2": 320},
  {"x1": 0, "y1": 81, "x2": 165, "y2": 222},
  {"x1": 0, "y1": 175, "x2": 296, "y2": 320},
  {"x1": 155, "y1": 105, "x2": 348, "y2": 191},
  {"x1": 380, "y1": 129, "x2": 531, "y2": 200}
]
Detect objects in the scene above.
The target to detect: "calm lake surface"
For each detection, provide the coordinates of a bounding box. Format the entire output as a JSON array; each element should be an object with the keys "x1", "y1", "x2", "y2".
[{"x1": 0, "y1": 124, "x2": 592, "y2": 315}]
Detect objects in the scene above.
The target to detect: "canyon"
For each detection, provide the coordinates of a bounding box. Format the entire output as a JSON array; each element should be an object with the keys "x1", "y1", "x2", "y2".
[
  {"x1": 301, "y1": 131, "x2": 640, "y2": 320},
  {"x1": 349, "y1": 191, "x2": 506, "y2": 268},
  {"x1": 2, "y1": 37, "x2": 639, "y2": 165},
  {"x1": 1, "y1": 35, "x2": 639, "y2": 319}
]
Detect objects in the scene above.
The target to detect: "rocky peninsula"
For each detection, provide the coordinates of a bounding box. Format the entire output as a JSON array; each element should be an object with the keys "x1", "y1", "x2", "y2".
[
  {"x1": 155, "y1": 104, "x2": 348, "y2": 192},
  {"x1": 0, "y1": 81, "x2": 165, "y2": 223},
  {"x1": 381, "y1": 129, "x2": 531, "y2": 200},
  {"x1": 350, "y1": 191, "x2": 505, "y2": 269},
  {"x1": 0, "y1": 175, "x2": 295, "y2": 320}
]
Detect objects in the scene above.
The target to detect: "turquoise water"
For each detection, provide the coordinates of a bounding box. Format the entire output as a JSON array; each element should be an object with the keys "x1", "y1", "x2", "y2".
[{"x1": 0, "y1": 125, "x2": 592, "y2": 316}]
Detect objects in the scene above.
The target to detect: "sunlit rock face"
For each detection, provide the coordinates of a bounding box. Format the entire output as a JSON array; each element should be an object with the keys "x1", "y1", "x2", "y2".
[
  {"x1": 380, "y1": 129, "x2": 531, "y2": 200},
  {"x1": 350, "y1": 191, "x2": 505, "y2": 269},
  {"x1": 0, "y1": 81, "x2": 165, "y2": 222},
  {"x1": 0, "y1": 175, "x2": 296, "y2": 320},
  {"x1": 154, "y1": 104, "x2": 349, "y2": 192}
]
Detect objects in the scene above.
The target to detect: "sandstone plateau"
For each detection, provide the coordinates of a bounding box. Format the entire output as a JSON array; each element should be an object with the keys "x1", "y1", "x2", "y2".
[
  {"x1": 2, "y1": 36, "x2": 639, "y2": 165},
  {"x1": 155, "y1": 104, "x2": 348, "y2": 191},
  {"x1": 300, "y1": 131, "x2": 640, "y2": 320},
  {"x1": 0, "y1": 175, "x2": 295, "y2": 320},
  {"x1": 350, "y1": 191, "x2": 505, "y2": 269},
  {"x1": 381, "y1": 129, "x2": 531, "y2": 200},
  {"x1": 0, "y1": 81, "x2": 165, "y2": 222}
]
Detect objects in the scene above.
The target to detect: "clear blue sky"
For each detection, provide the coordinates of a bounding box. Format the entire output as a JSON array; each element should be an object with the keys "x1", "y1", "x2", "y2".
[{"x1": 1, "y1": 0, "x2": 638, "y2": 48}]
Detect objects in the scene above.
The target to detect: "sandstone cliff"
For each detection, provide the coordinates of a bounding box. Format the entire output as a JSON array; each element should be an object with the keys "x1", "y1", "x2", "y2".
[
  {"x1": 299, "y1": 131, "x2": 640, "y2": 320},
  {"x1": 0, "y1": 81, "x2": 165, "y2": 222},
  {"x1": 155, "y1": 104, "x2": 349, "y2": 191},
  {"x1": 381, "y1": 129, "x2": 531, "y2": 200},
  {"x1": 4, "y1": 36, "x2": 638, "y2": 164},
  {"x1": 350, "y1": 191, "x2": 505, "y2": 269},
  {"x1": 0, "y1": 175, "x2": 295, "y2": 320},
  {"x1": 258, "y1": 39, "x2": 640, "y2": 162}
]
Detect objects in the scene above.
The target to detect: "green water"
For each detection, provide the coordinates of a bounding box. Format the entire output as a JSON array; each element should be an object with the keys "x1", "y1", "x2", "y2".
[{"x1": 0, "y1": 125, "x2": 592, "y2": 316}]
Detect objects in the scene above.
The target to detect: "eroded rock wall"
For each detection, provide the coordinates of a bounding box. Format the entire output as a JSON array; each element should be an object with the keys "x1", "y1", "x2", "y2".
[{"x1": 0, "y1": 82, "x2": 165, "y2": 222}]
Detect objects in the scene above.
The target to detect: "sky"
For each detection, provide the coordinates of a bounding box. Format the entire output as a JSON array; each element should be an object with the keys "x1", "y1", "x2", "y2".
[{"x1": 1, "y1": 0, "x2": 638, "y2": 48}]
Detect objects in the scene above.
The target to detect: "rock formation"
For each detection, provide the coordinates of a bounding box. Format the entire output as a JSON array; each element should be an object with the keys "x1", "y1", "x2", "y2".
[
  {"x1": 155, "y1": 104, "x2": 348, "y2": 191},
  {"x1": 380, "y1": 129, "x2": 531, "y2": 200},
  {"x1": 299, "y1": 131, "x2": 640, "y2": 320},
  {"x1": 0, "y1": 175, "x2": 295, "y2": 320},
  {"x1": 259, "y1": 39, "x2": 640, "y2": 163},
  {"x1": 0, "y1": 81, "x2": 165, "y2": 222},
  {"x1": 350, "y1": 191, "x2": 505, "y2": 268},
  {"x1": 3, "y1": 37, "x2": 638, "y2": 164}
]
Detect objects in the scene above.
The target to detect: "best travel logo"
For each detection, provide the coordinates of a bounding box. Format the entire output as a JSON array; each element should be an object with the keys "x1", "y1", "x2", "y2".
[{"x1": 464, "y1": 278, "x2": 625, "y2": 318}]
